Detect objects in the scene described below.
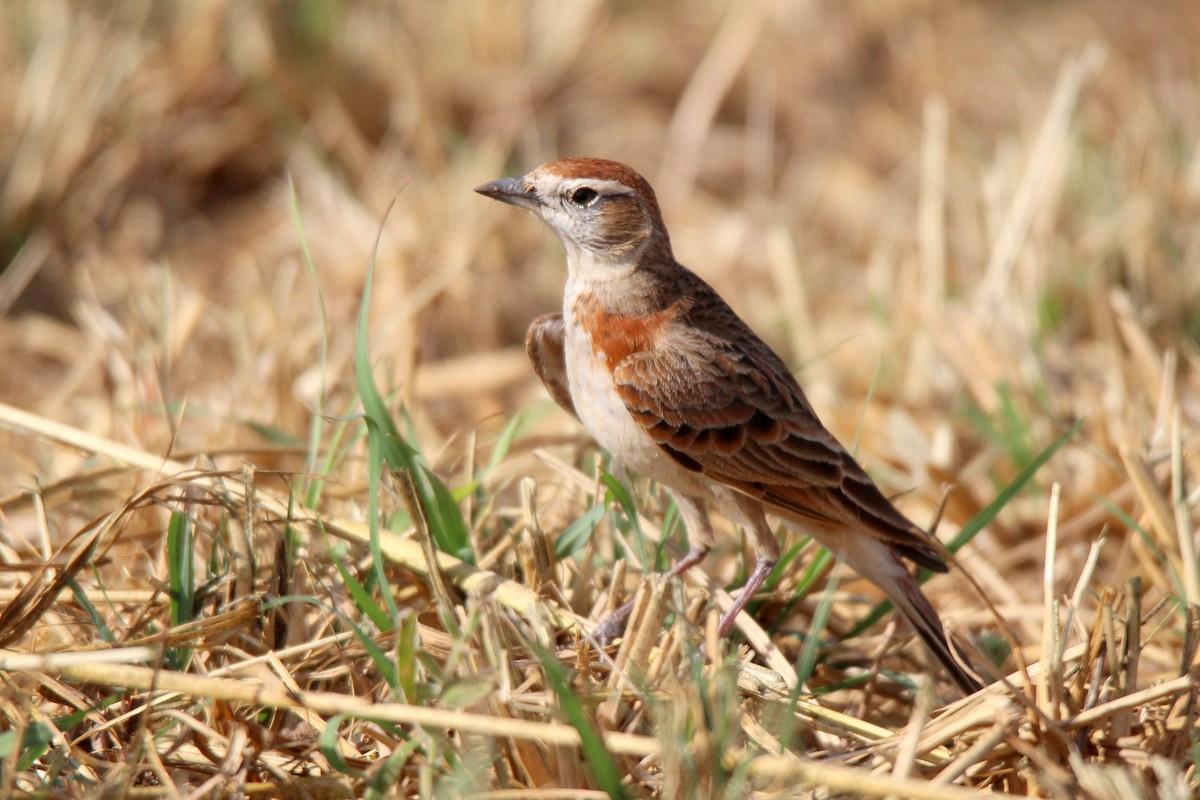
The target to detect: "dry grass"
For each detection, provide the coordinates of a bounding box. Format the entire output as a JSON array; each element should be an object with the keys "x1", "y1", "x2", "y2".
[{"x1": 1, "y1": 0, "x2": 1198, "y2": 797}]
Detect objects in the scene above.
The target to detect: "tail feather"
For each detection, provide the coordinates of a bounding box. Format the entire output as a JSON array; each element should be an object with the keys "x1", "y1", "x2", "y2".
[
  {"x1": 885, "y1": 569, "x2": 984, "y2": 694},
  {"x1": 792, "y1": 522, "x2": 985, "y2": 694}
]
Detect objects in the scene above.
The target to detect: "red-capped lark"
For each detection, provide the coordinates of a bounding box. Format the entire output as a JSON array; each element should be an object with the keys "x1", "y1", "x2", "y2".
[{"x1": 477, "y1": 158, "x2": 982, "y2": 693}]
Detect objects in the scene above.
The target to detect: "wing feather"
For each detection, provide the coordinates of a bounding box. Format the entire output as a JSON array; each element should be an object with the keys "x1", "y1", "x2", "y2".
[
  {"x1": 611, "y1": 273, "x2": 946, "y2": 571},
  {"x1": 526, "y1": 313, "x2": 577, "y2": 419}
]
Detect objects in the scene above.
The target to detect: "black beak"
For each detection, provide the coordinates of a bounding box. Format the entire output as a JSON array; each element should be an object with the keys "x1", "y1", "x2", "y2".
[{"x1": 474, "y1": 177, "x2": 540, "y2": 210}]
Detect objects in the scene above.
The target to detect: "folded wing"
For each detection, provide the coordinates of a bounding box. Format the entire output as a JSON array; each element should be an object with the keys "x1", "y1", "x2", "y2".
[
  {"x1": 611, "y1": 279, "x2": 947, "y2": 572},
  {"x1": 526, "y1": 313, "x2": 578, "y2": 420}
]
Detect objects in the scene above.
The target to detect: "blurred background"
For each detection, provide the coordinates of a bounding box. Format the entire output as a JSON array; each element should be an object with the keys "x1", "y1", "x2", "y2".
[{"x1": 2, "y1": 0, "x2": 1198, "y2": 606}]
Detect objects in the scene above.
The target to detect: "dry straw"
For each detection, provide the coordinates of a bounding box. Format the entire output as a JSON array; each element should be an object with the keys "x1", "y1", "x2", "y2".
[{"x1": 1, "y1": 2, "x2": 1198, "y2": 797}]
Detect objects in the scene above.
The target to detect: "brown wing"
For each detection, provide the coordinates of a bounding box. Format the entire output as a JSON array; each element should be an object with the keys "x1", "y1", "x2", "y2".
[
  {"x1": 526, "y1": 313, "x2": 578, "y2": 419},
  {"x1": 612, "y1": 272, "x2": 946, "y2": 572}
]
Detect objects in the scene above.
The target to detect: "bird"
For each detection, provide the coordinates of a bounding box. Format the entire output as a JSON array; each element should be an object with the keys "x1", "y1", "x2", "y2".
[{"x1": 476, "y1": 158, "x2": 983, "y2": 694}]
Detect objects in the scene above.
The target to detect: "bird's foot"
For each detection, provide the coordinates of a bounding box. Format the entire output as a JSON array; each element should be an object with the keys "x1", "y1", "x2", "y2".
[{"x1": 591, "y1": 599, "x2": 635, "y2": 647}]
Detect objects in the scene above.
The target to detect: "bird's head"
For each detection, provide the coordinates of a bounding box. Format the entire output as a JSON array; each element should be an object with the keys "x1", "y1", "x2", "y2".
[{"x1": 476, "y1": 158, "x2": 671, "y2": 269}]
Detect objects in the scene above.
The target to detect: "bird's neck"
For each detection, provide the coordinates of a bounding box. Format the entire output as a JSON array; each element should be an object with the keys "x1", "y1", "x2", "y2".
[
  {"x1": 564, "y1": 253, "x2": 684, "y2": 320},
  {"x1": 562, "y1": 233, "x2": 679, "y2": 314}
]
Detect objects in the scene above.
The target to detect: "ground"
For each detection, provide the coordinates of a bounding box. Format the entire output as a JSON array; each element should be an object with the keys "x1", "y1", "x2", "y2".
[{"x1": 0, "y1": 2, "x2": 1197, "y2": 797}]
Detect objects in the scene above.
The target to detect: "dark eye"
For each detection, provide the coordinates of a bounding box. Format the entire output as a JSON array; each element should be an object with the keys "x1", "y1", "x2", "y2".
[{"x1": 568, "y1": 187, "x2": 599, "y2": 207}]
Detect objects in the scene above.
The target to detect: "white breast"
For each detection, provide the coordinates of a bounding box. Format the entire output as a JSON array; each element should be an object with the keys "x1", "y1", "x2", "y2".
[{"x1": 562, "y1": 285, "x2": 706, "y2": 493}]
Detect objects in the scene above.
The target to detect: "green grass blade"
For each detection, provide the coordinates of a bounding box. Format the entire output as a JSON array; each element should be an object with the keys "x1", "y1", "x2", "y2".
[
  {"x1": 318, "y1": 714, "x2": 360, "y2": 777},
  {"x1": 530, "y1": 642, "x2": 630, "y2": 800},
  {"x1": 331, "y1": 552, "x2": 393, "y2": 633},
  {"x1": 365, "y1": 737, "x2": 420, "y2": 799},
  {"x1": 12, "y1": 720, "x2": 55, "y2": 772},
  {"x1": 850, "y1": 354, "x2": 883, "y2": 458},
  {"x1": 396, "y1": 610, "x2": 419, "y2": 703},
  {"x1": 362, "y1": 419, "x2": 401, "y2": 624},
  {"x1": 408, "y1": 459, "x2": 475, "y2": 563},
  {"x1": 52, "y1": 695, "x2": 120, "y2": 733},
  {"x1": 794, "y1": 557, "x2": 842, "y2": 690},
  {"x1": 67, "y1": 578, "x2": 114, "y2": 644},
  {"x1": 354, "y1": 207, "x2": 406, "y2": 625},
  {"x1": 166, "y1": 509, "x2": 195, "y2": 627},
  {"x1": 763, "y1": 537, "x2": 804, "y2": 593},
  {"x1": 846, "y1": 419, "x2": 1082, "y2": 639},
  {"x1": 555, "y1": 502, "x2": 606, "y2": 559},
  {"x1": 241, "y1": 421, "x2": 302, "y2": 446},
  {"x1": 779, "y1": 556, "x2": 844, "y2": 750},
  {"x1": 946, "y1": 418, "x2": 1083, "y2": 551},
  {"x1": 353, "y1": 207, "x2": 474, "y2": 565},
  {"x1": 997, "y1": 384, "x2": 1035, "y2": 469},
  {"x1": 772, "y1": 545, "x2": 833, "y2": 630},
  {"x1": 267, "y1": 594, "x2": 400, "y2": 691},
  {"x1": 0, "y1": 729, "x2": 16, "y2": 761},
  {"x1": 599, "y1": 470, "x2": 638, "y2": 527},
  {"x1": 1099, "y1": 497, "x2": 1185, "y2": 600},
  {"x1": 166, "y1": 508, "x2": 195, "y2": 671},
  {"x1": 485, "y1": 411, "x2": 524, "y2": 476},
  {"x1": 600, "y1": 470, "x2": 649, "y2": 567},
  {"x1": 286, "y1": 174, "x2": 331, "y2": 510}
]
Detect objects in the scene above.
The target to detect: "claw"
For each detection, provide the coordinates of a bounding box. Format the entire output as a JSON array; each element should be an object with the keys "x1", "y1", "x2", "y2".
[{"x1": 591, "y1": 599, "x2": 635, "y2": 646}]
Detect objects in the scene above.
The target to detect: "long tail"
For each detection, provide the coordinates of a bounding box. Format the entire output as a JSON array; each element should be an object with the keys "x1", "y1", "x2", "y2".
[
  {"x1": 792, "y1": 522, "x2": 985, "y2": 694},
  {"x1": 827, "y1": 531, "x2": 984, "y2": 694},
  {"x1": 881, "y1": 567, "x2": 984, "y2": 694}
]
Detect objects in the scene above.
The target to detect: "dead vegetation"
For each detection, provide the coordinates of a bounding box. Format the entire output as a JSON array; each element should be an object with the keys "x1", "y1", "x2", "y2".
[{"x1": 0, "y1": 1, "x2": 1198, "y2": 797}]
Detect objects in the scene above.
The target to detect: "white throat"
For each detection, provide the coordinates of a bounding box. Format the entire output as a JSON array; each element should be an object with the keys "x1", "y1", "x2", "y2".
[{"x1": 559, "y1": 240, "x2": 637, "y2": 284}]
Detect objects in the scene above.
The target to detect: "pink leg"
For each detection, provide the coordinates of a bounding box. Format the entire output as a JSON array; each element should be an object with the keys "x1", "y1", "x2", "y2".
[
  {"x1": 593, "y1": 545, "x2": 709, "y2": 645},
  {"x1": 593, "y1": 491, "x2": 715, "y2": 646},
  {"x1": 713, "y1": 493, "x2": 780, "y2": 637},
  {"x1": 716, "y1": 555, "x2": 776, "y2": 636}
]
